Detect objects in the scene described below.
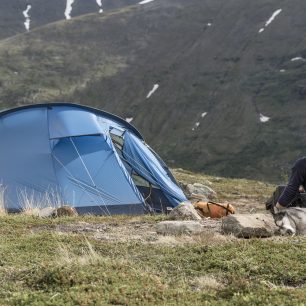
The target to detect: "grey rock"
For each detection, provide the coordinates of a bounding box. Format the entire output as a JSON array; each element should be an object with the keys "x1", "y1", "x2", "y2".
[
  {"x1": 38, "y1": 205, "x2": 78, "y2": 218},
  {"x1": 186, "y1": 183, "x2": 216, "y2": 200},
  {"x1": 55, "y1": 206, "x2": 78, "y2": 217},
  {"x1": 169, "y1": 202, "x2": 202, "y2": 220},
  {"x1": 222, "y1": 213, "x2": 278, "y2": 238},
  {"x1": 156, "y1": 221, "x2": 203, "y2": 235},
  {"x1": 38, "y1": 207, "x2": 56, "y2": 218}
]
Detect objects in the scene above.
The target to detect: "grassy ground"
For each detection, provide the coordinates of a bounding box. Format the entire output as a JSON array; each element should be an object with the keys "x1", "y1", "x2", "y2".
[
  {"x1": 173, "y1": 168, "x2": 276, "y2": 213},
  {"x1": 0, "y1": 171, "x2": 305, "y2": 305}
]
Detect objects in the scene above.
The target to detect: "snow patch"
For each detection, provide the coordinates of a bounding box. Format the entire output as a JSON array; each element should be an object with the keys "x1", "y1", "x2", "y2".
[
  {"x1": 96, "y1": 0, "x2": 103, "y2": 13},
  {"x1": 201, "y1": 112, "x2": 208, "y2": 118},
  {"x1": 192, "y1": 122, "x2": 200, "y2": 131},
  {"x1": 23, "y1": 4, "x2": 32, "y2": 31},
  {"x1": 265, "y1": 9, "x2": 282, "y2": 27},
  {"x1": 139, "y1": 0, "x2": 155, "y2": 4},
  {"x1": 65, "y1": 0, "x2": 75, "y2": 20},
  {"x1": 260, "y1": 113, "x2": 270, "y2": 123},
  {"x1": 291, "y1": 57, "x2": 306, "y2": 62},
  {"x1": 146, "y1": 84, "x2": 159, "y2": 99},
  {"x1": 258, "y1": 9, "x2": 282, "y2": 33},
  {"x1": 126, "y1": 117, "x2": 134, "y2": 123}
]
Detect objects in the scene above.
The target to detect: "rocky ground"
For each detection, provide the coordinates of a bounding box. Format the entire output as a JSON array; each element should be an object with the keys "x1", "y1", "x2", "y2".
[
  {"x1": 27, "y1": 168, "x2": 277, "y2": 244},
  {"x1": 0, "y1": 170, "x2": 305, "y2": 305}
]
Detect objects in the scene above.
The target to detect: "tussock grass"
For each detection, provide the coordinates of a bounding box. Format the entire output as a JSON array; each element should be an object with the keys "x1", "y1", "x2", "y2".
[
  {"x1": 57, "y1": 238, "x2": 101, "y2": 266},
  {"x1": 18, "y1": 189, "x2": 62, "y2": 216},
  {"x1": 190, "y1": 275, "x2": 223, "y2": 291},
  {"x1": 0, "y1": 183, "x2": 7, "y2": 216}
]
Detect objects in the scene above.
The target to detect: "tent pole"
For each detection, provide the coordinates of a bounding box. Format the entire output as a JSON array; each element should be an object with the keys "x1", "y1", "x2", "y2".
[
  {"x1": 69, "y1": 137, "x2": 96, "y2": 188},
  {"x1": 52, "y1": 153, "x2": 111, "y2": 216}
]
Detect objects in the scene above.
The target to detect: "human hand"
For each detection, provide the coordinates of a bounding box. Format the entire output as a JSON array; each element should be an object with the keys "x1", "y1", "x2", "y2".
[{"x1": 273, "y1": 202, "x2": 286, "y2": 214}]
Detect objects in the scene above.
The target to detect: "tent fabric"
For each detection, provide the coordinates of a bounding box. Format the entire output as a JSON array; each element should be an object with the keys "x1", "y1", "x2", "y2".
[
  {"x1": 123, "y1": 131, "x2": 187, "y2": 206},
  {"x1": 0, "y1": 103, "x2": 187, "y2": 215},
  {"x1": 48, "y1": 107, "x2": 107, "y2": 139}
]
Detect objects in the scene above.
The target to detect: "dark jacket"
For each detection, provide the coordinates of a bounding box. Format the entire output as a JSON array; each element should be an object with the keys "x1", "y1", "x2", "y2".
[{"x1": 278, "y1": 157, "x2": 306, "y2": 207}]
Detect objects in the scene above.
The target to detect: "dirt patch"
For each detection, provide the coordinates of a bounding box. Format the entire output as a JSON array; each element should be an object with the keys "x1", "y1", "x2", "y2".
[
  {"x1": 29, "y1": 200, "x2": 273, "y2": 245},
  {"x1": 31, "y1": 218, "x2": 226, "y2": 245},
  {"x1": 229, "y1": 198, "x2": 266, "y2": 214}
]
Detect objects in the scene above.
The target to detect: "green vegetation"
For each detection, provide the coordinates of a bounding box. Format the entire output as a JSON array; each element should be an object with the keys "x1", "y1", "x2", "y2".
[
  {"x1": 173, "y1": 168, "x2": 275, "y2": 203},
  {"x1": 0, "y1": 215, "x2": 305, "y2": 305},
  {"x1": 0, "y1": 172, "x2": 305, "y2": 305}
]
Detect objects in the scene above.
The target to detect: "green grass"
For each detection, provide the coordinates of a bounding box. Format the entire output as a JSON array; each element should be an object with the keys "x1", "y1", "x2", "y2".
[
  {"x1": 173, "y1": 168, "x2": 275, "y2": 202},
  {"x1": 0, "y1": 171, "x2": 294, "y2": 305},
  {"x1": 0, "y1": 213, "x2": 305, "y2": 305}
]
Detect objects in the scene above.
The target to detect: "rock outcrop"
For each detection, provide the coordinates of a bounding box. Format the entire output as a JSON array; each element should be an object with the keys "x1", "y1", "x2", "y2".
[
  {"x1": 222, "y1": 213, "x2": 278, "y2": 238},
  {"x1": 180, "y1": 182, "x2": 216, "y2": 201},
  {"x1": 169, "y1": 202, "x2": 202, "y2": 220}
]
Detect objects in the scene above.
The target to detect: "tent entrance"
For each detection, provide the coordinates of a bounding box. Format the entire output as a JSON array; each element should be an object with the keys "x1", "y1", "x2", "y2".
[{"x1": 110, "y1": 131, "x2": 172, "y2": 213}]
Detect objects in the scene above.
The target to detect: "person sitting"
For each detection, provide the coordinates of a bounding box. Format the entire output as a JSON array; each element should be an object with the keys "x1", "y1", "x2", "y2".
[{"x1": 266, "y1": 157, "x2": 306, "y2": 212}]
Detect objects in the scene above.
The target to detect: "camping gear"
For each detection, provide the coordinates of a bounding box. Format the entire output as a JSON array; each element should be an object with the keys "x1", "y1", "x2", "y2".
[
  {"x1": 0, "y1": 103, "x2": 187, "y2": 215},
  {"x1": 265, "y1": 185, "x2": 306, "y2": 213},
  {"x1": 194, "y1": 201, "x2": 235, "y2": 218}
]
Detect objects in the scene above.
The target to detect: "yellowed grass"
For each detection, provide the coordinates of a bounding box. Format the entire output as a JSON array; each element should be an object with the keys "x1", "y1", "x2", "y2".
[
  {"x1": 0, "y1": 184, "x2": 7, "y2": 216},
  {"x1": 18, "y1": 189, "x2": 62, "y2": 216},
  {"x1": 191, "y1": 275, "x2": 223, "y2": 291},
  {"x1": 57, "y1": 238, "x2": 101, "y2": 266}
]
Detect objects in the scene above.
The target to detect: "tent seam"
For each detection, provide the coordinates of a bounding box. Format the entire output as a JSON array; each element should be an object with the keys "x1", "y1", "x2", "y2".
[{"x1": 46, "y1": 107, "x2": 64, "y2": 204}]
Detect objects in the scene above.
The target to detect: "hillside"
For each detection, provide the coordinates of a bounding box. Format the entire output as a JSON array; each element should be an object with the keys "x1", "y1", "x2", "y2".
[
  {"x1": 0, "y1": 0, "x2": 139, "y2": 40},
  {"x1": 1, "y1": 0, "x2": 306, "y2": 182}
]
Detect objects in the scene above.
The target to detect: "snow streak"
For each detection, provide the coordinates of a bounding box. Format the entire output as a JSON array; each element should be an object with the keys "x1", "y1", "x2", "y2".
[
  {"x1": 260, "y1": 113, "x2": 270, "y2": 123},
  {"x1": 139, "y1": 0, "x2": 155, "y2": 4},
  {"x1": 96, "y1": 0, "x2": 103, "y2": 13},
  {"x1": 291, "y1": 57, "x2": 305, "y2": 62},
  {"x1": 65, "y1": 0, "x2": 75, "y2": 20},
  {"x1": 126, "y1": 118, "x2": 134, "y2": 123},
  {"x1": 23, "y1": 4, "x2": 32, "y2": 31},
  {"x1": 146, "y1": 84, "x2": 159, "y2": 99},
  {"x1": 192, "y1": 122, "x2": 200, "y2": 131},
  {"x1": 258, "y1": 9, "x2": 282, "y2": 33}
]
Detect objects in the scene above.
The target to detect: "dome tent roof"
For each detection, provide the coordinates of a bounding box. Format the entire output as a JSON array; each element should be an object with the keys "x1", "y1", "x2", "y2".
[{"x1": 0, "y1": 103, "x2": 187, "y2": 215}]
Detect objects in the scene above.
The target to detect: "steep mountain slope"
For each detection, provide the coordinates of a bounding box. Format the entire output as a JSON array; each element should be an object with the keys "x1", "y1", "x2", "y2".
[
  {"x1": 0, "y1": 0, "x2": 138, "y2": 39},
  {"x1": 0, "y1": 0, "x2": 306, "y2": 182}
]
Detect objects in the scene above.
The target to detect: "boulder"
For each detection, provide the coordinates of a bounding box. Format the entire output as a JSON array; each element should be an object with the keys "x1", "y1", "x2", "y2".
[
  {"x1": 222, "y1": 213, "x2": 278, "y2": 238},
  {"x1": 38, "y1": 207, "x2": 56, "y2": 217},
  {"x1": 169, "y1": 202, "x2": 202, "y2": 220},
  {"x1": 54, "y1": 206, "x2": 78, "y2": 217},
  {"x1": 156, "y1": 221, "x2": 203, "y2": 235},
  {"x1": 186, "y1": 183, "x2": 216, "y2": 200},
  {"x1": 38, "y1": 206, "x2": 78, "y2": 218}
]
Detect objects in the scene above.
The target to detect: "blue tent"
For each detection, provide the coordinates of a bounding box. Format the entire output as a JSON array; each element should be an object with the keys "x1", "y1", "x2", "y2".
[{"x1": 0, "y1": 103, "x2": 187, "y2": 215}]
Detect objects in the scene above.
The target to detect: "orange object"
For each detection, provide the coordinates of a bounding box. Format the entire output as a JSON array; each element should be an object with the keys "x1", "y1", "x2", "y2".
[{"x1": 193, "y1": 201, "x2": 235, "y2": 219}]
